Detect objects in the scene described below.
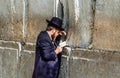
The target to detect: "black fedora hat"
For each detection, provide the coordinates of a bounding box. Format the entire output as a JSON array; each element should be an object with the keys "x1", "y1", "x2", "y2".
[{"x1": 46, "y1": 17, "x2": 64, "y2": 31}]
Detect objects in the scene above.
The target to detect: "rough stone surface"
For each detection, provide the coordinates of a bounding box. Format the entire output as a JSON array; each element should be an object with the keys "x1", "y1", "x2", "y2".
[
  {"x1": 67, "y1": 0, "x2": 93, "y2": 48},
  {"x1": 0, "y1": 0, "x2": 120, "y2": 78},
  {"x1": 59, "y1": 56, "x2": 68, "y2": 78},
  {"x1": 1, "y1": 48, "x2": 18, "y2": 78},
  {"x1": 0, "y1": 0, "x2": 23, "y2": 41},
  {"x1": 0, "y1": 0, "x2": 55, "y2": 43},
  {"x1": 26, "y1": 0, "x2": 54, "y2": 42},
  {"x1": 0, "y1": 40, "x2": 19, "y2": 49},
  {"x1": 23, "y1": 43, "x2": 36, "y2": 51},
  {"x1": 93, "y1": 0, "x2": 120, "y2": 50},
  {"x1": 19, "y1": 51, "x2": 35, "y2": 78},
  {"x1": 60, "y1": 49, "x2": 120, "y2": 78},
  {"x1": 0, "y1": 41, "x2": 35, "y2": 78},
  {"x1": 0, "y1": 48, "x2": 3, "y2": 78},
  {"x1": 69, "y1": 59, "x2": 120, "y2": 78}
]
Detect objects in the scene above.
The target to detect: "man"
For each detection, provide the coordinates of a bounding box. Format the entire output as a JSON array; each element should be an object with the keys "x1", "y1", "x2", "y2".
[{"x1": 32, "y1": 17, "x2": 66, "y2": 78}]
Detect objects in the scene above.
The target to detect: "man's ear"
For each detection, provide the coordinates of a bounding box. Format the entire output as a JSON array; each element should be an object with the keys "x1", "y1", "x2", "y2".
[
  {"x1": 52, "y1": 29, "x2": 55, "y2": 34},
  {"x1": 54, "y1": 30, "x2": 55, "y2": 33}
]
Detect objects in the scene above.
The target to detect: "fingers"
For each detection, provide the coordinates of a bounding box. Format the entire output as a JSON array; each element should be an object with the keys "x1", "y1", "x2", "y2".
[
  {"x1": 59, "y1": 31, "x2": 66, "y2": 36},
  {"x1": 61, "y1": 31, "x2": 66, "y2": 35},
  {"x1": 55, "y1": 46, "x2": 63, "y2": 54}
]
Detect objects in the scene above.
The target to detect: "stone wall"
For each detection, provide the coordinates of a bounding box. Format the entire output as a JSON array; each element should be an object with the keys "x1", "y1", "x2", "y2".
[
  {"x1": 0, "y1": 40, "x2": 35, "y2": 78},
  {"x1": 93, "y1": 0, "x2": 120, "y2": 51},
  {"x1": 0, "y1": 0, "x2": 54, "y2": 78},
  {"x1": 60, "y1": 48, "x2": 120, "y2": 78},
  {"x1": 0, "y1": 0, "x2": 120, "y2": 78}
]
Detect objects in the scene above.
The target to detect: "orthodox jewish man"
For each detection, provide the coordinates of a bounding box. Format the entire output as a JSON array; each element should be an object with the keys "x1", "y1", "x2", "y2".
[{"x1": 32, "y1": 17, "x2": 66, "y2": 78}]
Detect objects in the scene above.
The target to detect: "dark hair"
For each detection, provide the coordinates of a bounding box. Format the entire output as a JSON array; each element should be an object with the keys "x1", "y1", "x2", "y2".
[{"x1": 46, "y1": 26, "x2": 55, "y2": 31}]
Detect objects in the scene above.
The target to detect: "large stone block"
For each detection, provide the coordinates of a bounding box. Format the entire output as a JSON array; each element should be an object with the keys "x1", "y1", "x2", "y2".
[
  {"x1": 0, "y1": 48, "x2": 3, "y2": 78},
  {"x1": 67, "y1": 0, "x2": 94, "y2": 48},
  {"x1": 59, "y1": 47, "x2": 72, "y2": 78},
  {"x1": 23, "y1": 42, "x2": 36, "y2": 51},
  {"x1": 2, "y1": 48, "x2": 18, "y2": 78},
  {"x1": 26, "y1": 0, "x2": 54, "y2": 42},
  {"x1": 59, "y1": 56, "x2": 68, "y2": 78},
  {"x1": 55, "y1": 0, "x2": 69, "y2": 29},
  {"x1": 66, "y1": 49, "x2": 120, "y2": 78},
  {"x1": 0, "y1": 40, "x2": 19, "y2": 49},
  {"x1": 93, "y1": 0, "x2": 120, "y2": 50},
  {"x1": 0, "y1": 0, "x2": 23, "y2": 41},
  {"x1": 19, "y1": 51, "x2": 35, "y2": 78},
  {"x1": 69, "y1": 59, "x2": 120, "y2": 78}
]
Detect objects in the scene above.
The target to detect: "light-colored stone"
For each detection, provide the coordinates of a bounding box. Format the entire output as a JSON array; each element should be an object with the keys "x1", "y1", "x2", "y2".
[
  {"x1": 0, "y1": 40, "x2": 19, "y2": 49},
  {"x1": 23, "y1": 43, "x2": 36, "y2": 51},
  {"x1": 26, "y1": 0, "x2": 54, "y2": 42},
  {"x1": 2, "y1": 48, "x2": 18, "y2": 78},
  {"x1": 61, "y1": 49, "x2": 120, "y2": 78},
  {"x1": 58, "y1": 0, "x2": 69, "y2": 29},
  {"x1": 59, "y1": 57, "x2": 68, "y2": 78},
  {"x1": 0, "y1": 0, "x2": 120, "y2": 78},
  {"x1": 93, "y1": 0, "x2": 120, "y2": 50},
  {"x1": 69, "y1": 58, "x2": 120, "y2": 78},
  {"x1": 18, "y1": 51, "x2": 35, "y2": 78},
  {"x1": 0, "y1": 48, "x2": 3, "y2": 78},
  {"x1": 67, "y1": 0, "x2": 94, "y2": 48},
  {"x1": 0, "y1": 0, "x2": 23, "y2": 41}
]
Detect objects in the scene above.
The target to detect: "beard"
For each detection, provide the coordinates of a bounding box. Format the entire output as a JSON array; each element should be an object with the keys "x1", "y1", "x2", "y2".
[{"x1": 51, "y1": 33, "x2": 56, "y2": 41}]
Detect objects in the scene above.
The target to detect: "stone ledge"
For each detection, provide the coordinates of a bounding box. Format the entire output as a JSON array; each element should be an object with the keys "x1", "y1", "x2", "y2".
[
  {"x1": 23, "y1": 42, "x2": 36, "y2": 51},
  {"x1": 0, "y1": 40, "x2": 19, "y2": 49},
  {"x1": 0, "y1": 40, "x2": 36, "y2": 52},
  {"x1": 62, "y1": 47, "x2": 120, "y2": 62},
  {"x1": 61, "y1": 48, "x2": 120, "y2": 78}
]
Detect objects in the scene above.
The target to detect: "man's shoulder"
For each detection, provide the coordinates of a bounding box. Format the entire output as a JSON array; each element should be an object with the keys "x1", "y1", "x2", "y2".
[
  {"x1": 39, "y1": 31, "x2": 47, "y2": 36},
  {"x1": 38, "y1": 31, "x2": 49, "y2": 40}
]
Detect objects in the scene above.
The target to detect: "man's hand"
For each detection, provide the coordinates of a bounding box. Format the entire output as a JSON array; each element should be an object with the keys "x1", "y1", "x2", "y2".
[
  {"x1": 59, "y1": 31, "x2": 66, "y2": 36},
  {"x1": 55, "y1": 46, "x2": 63, "y2": 54}
]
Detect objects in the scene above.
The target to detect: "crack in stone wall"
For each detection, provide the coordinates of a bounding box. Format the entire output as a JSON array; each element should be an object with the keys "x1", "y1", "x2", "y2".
[{"x1": 23, "y1": 0, "x2": 28, "y2": 39}]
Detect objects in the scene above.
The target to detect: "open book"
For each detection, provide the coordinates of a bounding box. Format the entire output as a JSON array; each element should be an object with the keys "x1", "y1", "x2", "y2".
[{"x1": 59, "y1": 41, "x2": 67, "y2": 47}]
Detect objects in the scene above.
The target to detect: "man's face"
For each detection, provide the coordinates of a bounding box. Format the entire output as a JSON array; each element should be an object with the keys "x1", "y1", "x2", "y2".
[{"x1": 52, "y1": 29, "x2": 61, "y2": 41}]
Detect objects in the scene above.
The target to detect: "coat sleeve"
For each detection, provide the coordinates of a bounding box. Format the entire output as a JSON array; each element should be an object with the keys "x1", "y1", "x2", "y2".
[
  {"x1": 38, "y1": 39, "x2": 57, "y2": 61},
  {"x1": 55, "y1": 35, "x2": 61, "y2": 46}
]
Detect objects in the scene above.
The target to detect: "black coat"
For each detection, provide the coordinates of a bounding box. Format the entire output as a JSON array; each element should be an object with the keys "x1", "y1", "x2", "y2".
[{"x1": 32, "y1": 31, "x2": 62, "y2": 78}]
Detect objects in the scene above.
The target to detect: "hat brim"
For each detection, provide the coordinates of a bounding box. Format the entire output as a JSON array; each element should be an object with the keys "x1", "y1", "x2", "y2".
[{"x1": 46, "y1": 19, "x2": 64, "y2": 31}]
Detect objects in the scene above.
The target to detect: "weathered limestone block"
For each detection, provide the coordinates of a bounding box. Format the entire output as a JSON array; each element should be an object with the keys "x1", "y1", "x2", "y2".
[
  {"x1": 0, "y1": 0, "x2": 23, "y2": 41},
  {"x1": 59, "y1": 56, "x2": 68, "y2": 78},
  {"x1": 68, "y1": 49, "x2": 120, "y2": 78},
  {"x1": 0, "y1": 48, "x2": 3, "y2": 78},
  {"x1": 67, "y1": 0, "x2": 94, "y2": 48},
  {"x1": 23, "y1": 42, "x2": 36, "y2": 51},
  {"x1": 58, "y1": 0, "x2": 69, "y2": 29},
  {"x1": 2, "y1": 48, "x2": 18, "y2": 78},
  {"x1": 59, "y1": 47, "x2": 72, "y2": 78},
  {"x1": 69, "y1": 59, "x2": 120, "y2": 78},
  {"x1": 19, "y1": 51, "x2": 35, "y2": 78},
  {"x1": 26, "y1": 0, "x2": 54, "y2": 42},
  {"x1": 0, "y1": 40, "x2": 19, "y2": 49},
  {"x1": 93, "y1": 0, "x2": 120, "y2": 50}
]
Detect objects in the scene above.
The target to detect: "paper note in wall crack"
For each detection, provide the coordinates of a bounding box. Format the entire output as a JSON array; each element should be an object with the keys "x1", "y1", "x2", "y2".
[{"x1": 59, "y1": 41, "x2": 67, "y2": 47}]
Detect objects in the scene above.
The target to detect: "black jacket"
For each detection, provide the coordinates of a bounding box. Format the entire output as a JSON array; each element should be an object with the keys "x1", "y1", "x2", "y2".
[{"x1": 32, "y1": 31, "x2": 62, "y2": 78}]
